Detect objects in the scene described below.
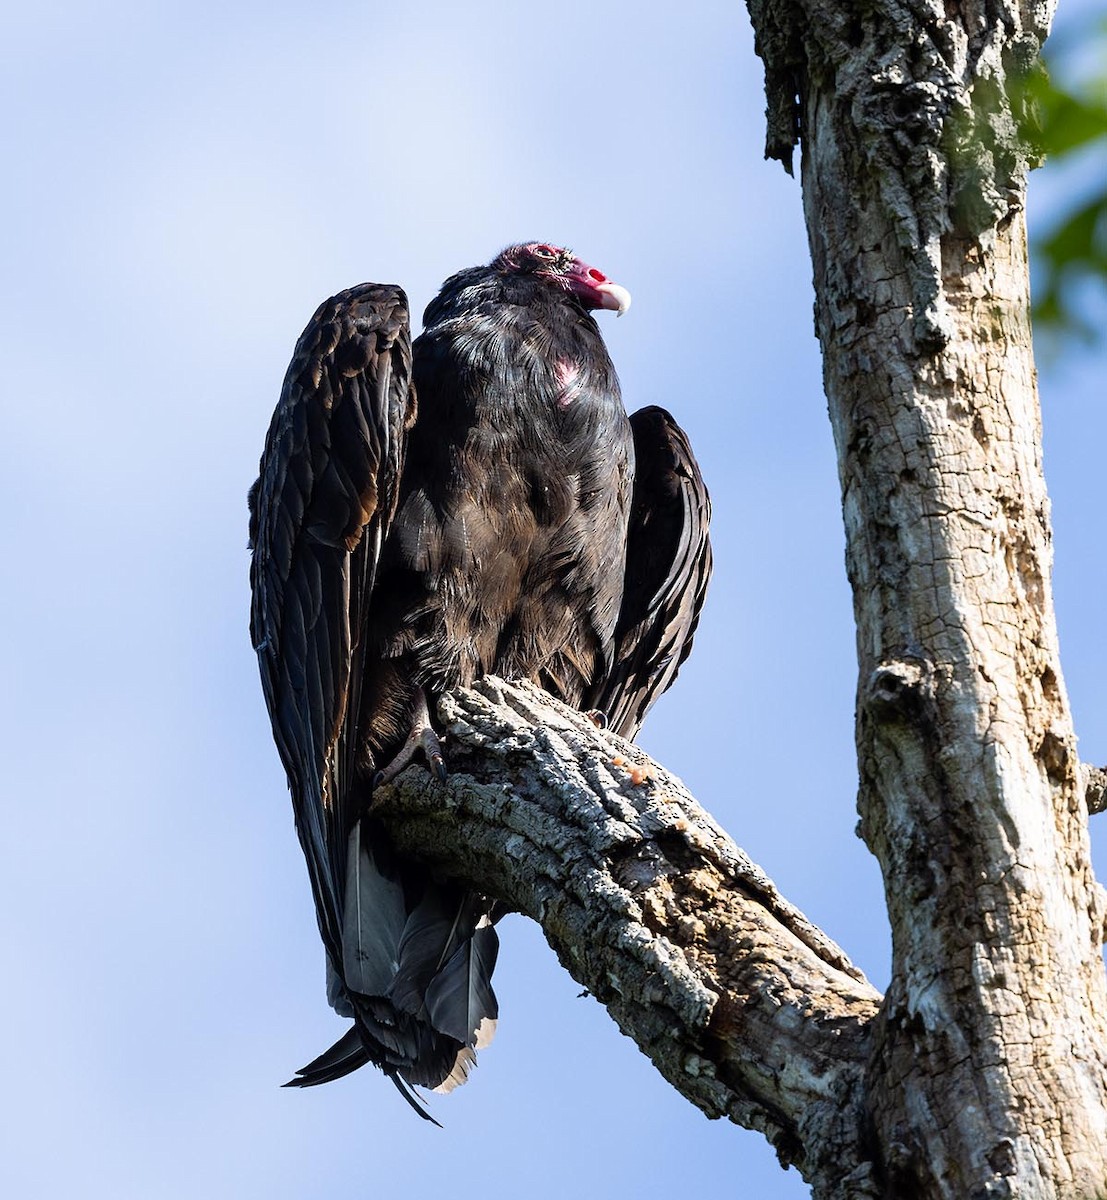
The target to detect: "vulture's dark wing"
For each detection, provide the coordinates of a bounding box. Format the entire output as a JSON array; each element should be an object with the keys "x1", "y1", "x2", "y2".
[
  {"x1": 248, "y1": 284, "x2": 414, "y2": 970},
  {"x1": 593, "y1": 405, "x2": 712, "y2": 738}
]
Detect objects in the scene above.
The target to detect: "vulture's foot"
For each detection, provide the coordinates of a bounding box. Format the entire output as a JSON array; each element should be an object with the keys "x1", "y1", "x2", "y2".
[
  {"x1": 372, "y1": 688, "x2": 447, "y2": 788},
  {"x1": 584, "y1": 708, "x2": 609, "y2": 729}
]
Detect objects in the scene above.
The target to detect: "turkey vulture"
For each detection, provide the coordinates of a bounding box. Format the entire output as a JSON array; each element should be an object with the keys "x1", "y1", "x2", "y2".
[{"x1": 249, "y1": 242, "x2": 711, "y2": 1119}]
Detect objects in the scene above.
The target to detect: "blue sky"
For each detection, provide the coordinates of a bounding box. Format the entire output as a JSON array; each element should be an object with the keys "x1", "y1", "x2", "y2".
[{"x1": 2, "y1": 3, "x2": 1103, "y2": 1197}]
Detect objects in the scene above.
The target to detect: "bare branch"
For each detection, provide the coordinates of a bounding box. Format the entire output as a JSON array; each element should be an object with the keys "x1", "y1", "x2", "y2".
[{"x1": 372, "y1": 677, "x2": 881, "y2": 1194}]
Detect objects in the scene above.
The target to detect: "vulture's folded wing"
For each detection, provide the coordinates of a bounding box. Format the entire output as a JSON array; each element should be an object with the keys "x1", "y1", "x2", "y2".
[
  {"x1": 594, "y1": 405, "x2": 712, "y2": 739},
  {"x1": 248, "y1": 283, "x2": 414, "y2": 966}
]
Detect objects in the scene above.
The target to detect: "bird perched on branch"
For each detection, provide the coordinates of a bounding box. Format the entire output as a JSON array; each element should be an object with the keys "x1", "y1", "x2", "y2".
[{"x1": 249, "y1": 242, "x2": 711, "y2": 1119}]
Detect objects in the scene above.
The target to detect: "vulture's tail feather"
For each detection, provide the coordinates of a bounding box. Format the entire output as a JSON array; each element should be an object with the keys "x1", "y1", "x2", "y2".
[
  {"x1": 310, "y1": 816, "x2": 502, "y2": 1106},
  {"x1": 387, "y1": 1070, "x2": 442, "y2": 1126},
  {"x1": 341, "y1": 821, "x2": 408, "y2": 997},
  {"x1": 283, "y1": 1026, "x2": 369, "y2": 1087},
  {"x1": 423, "y1": 919, "x2": 500, "y2": 1047}
]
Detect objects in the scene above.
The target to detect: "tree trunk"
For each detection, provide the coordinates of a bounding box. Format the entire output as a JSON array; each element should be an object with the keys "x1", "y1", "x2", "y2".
[
  {"x1": 375, "y1": 2, "x2": 1107, "y2": 1196},
  {"x1": 751, "y1": 0, "x2": 1107, "y2": 1193}
]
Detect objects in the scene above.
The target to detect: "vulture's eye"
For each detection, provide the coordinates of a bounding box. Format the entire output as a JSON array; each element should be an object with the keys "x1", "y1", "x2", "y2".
[{"x1": 531, "y1": 245, "x2": 556, "y2": 259}]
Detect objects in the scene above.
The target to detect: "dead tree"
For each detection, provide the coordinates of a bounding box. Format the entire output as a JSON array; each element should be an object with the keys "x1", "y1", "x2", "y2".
[{"x1": 374, "y1": 2, "x2": 1107, "y2": 1195}]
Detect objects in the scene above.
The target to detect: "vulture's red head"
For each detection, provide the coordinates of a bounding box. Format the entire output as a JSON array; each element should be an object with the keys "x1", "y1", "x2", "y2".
[{"x1": 493, "y1": 242, "x2": 632, "y2": 316}]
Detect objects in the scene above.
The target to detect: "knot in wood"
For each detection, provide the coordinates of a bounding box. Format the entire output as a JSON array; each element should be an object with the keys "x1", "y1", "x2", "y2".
[
  {"x1": 611, "y1": 841, "x2": 665, "y2": 893},
  {"x1": 865, "y1": 658, "x2": 929, "y2": 720}
]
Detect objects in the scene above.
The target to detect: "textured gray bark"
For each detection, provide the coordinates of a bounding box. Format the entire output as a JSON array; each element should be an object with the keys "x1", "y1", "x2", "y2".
[
  {"x1": 748, "y1": 0, "x2": 1107, "y2": 1194},
  {"x1": 374, "y1": 678, "x2": 882, "y2": 1192},
  {"x1": 376, "y1": 1, "x2": 1107, "y2": 1196}
]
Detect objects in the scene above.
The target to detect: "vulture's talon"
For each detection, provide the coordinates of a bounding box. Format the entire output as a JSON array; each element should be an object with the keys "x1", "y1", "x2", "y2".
[
  {"x1": 371, "y1": 687, "x2": 447, "y2": 789},
  {"x1": 584, "y1": 708, "x2": 609, "y2": 729}
]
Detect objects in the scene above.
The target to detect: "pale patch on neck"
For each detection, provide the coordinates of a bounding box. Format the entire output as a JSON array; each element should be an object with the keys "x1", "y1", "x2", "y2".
[{"x1": 555, "y1": 358, "x2": 584, "y2": 408}]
